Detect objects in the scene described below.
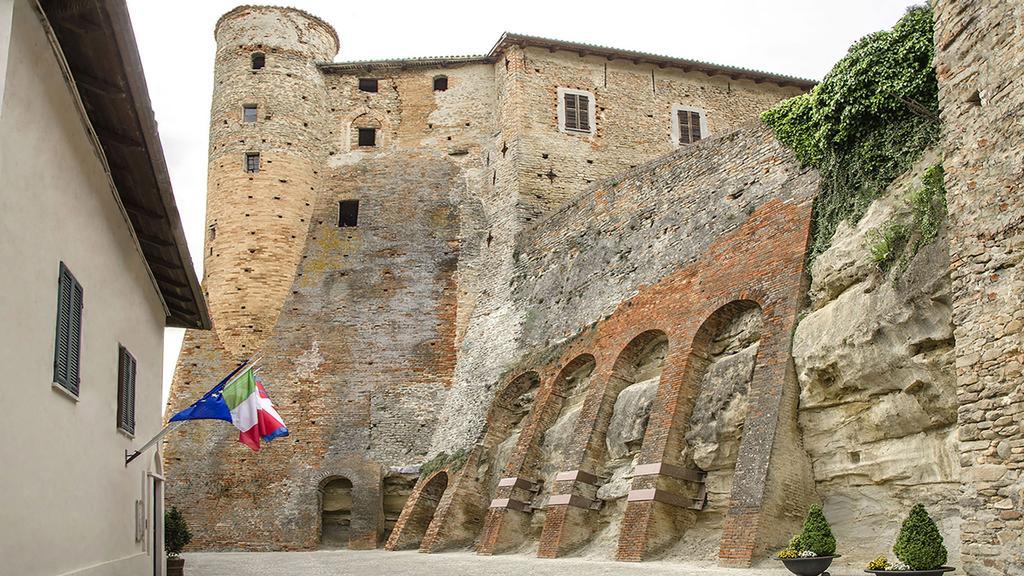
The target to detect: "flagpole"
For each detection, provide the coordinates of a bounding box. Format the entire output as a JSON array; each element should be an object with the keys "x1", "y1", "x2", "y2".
[{"x1": 124, "y1": 357, "x2": 254, "y2": 467}]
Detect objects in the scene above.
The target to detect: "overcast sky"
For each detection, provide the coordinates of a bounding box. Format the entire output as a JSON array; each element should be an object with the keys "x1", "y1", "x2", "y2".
[{"x1": 125, "y1": 0, "x2": 920, "y2": 404}]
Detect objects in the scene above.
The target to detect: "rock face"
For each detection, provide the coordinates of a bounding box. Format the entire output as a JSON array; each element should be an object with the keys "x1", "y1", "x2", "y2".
[{"x1": 792, "y1": 150, "x2": 960, "y2": 566}]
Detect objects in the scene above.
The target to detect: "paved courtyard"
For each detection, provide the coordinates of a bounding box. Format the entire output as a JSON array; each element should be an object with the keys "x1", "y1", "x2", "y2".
[{"x1": 183, "y1": 549, "x2": 849, "y2": 575}]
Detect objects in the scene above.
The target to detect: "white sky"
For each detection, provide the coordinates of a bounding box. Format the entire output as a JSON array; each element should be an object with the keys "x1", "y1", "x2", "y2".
[{"x1": 125, "y1": 0, "x2": 920, "y2": 405}]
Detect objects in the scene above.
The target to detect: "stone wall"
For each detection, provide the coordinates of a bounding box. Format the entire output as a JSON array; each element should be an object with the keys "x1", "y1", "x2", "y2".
[
  {"x1": 167, "y1": 4, "x2": 810, "y2": 557},
  {"x1": 792, "y1": 149, "x2": 960, "y2": 567},
  {"x1": 933, "y1": 2, "x2": 1024, "y2": 574}
]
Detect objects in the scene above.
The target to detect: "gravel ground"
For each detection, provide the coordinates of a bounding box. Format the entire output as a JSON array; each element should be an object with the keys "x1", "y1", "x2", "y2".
[{"x1": 182, "y1": 549, "x2": 835, "y2": 576}]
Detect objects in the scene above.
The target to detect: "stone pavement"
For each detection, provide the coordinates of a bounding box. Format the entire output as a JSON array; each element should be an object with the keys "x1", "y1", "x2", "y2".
[{"x1": 183, "y1": 549, "x2": 867, "y2": 575}]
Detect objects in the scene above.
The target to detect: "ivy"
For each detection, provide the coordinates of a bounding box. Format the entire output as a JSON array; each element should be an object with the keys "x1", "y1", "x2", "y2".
[
  {"x1": 867, "y1": 162, "x2": 946, "y2": 274},
  {"x1": 762, "y1": 6, "x2": 940, "y2": 262}
]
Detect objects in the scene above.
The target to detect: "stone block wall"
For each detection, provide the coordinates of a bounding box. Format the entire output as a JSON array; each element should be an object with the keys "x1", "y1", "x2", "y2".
[{"x1": 933, "y1": 1, "x2": 1024, "y2": 574}]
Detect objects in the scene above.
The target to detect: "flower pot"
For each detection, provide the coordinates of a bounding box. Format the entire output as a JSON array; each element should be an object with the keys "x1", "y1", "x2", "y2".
[
  {"x1": 865, "y1": 568, "x2": 955, "y2": 576},
  {"x1": 775, "y1": 555, "x2": 840, "y2": 576},
  {"x1": 167, "y1": 556, "x2": 185, "y2": 576}
]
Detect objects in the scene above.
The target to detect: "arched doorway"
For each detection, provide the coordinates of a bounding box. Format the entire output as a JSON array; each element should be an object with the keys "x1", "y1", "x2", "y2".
[{"x1": 320, "y1": 477, "x2": 354, "y2": 549}]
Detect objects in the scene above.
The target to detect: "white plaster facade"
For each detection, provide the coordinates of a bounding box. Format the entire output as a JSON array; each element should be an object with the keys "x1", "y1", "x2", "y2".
[{"x1": 0, "y1": 1, "x2": 201, "y2": 574}]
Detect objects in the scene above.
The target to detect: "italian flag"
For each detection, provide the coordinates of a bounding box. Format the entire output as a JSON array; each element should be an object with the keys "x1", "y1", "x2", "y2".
[
  {"x1": 169, "y1": 363, "x2": 290, "y2": 451},
  {"x1": 222, "y1": 368, "x2": 290, "y2": 451}
]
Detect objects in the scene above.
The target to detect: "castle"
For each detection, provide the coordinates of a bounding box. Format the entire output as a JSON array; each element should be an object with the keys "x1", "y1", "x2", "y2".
[{"x1": 165, "y1": 3, "x2": 1024, "y2": 573}]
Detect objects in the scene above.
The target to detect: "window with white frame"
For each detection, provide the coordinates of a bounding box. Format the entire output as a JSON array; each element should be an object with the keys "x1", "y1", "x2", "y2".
[
  {"x1": 557, "y1": 88, "x2": 595, "y2": 135},
  {"x1": 672, "y1": 105, "x2": 708, "y2": 145}
]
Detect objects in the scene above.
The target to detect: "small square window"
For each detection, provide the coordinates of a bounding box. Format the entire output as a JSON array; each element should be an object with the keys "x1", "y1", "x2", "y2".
[
  {"x1": 433, "y1": 76, "x2": 448, "y2": 91},
  {"x1": 245, "y1": 152, "x2": 260, "y2": 173},
  {"x1": 251, "y1": 53, "x2": 265, "y2": 70},
  {"x1": 674, "y1": 106, "x2": 707, "y2": 145},
  {"x1": 339, "y1": 200, "x2": 359, "y2": 227},
  {"x1": 358, "y1": 128, "x2": 376, "y2": 147},
  {"x1": 242, "y1": 105, "x2": 257, "y2": 123},
  {"x1": 358, "y1": 78, "x2": 378, "y2": 93},
  {"x1": 558, "y1": 88, "x2": 595, "y2": 134}
]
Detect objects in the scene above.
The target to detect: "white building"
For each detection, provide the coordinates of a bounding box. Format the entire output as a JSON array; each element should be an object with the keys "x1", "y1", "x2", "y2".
[{"x1": 0, "y1": 1, "x2": 208, "y2": 575}]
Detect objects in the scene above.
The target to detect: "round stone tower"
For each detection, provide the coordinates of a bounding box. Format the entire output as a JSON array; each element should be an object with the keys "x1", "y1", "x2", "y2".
[{"x1": 204, "y1": 6, "x2": 338, "y2": 355}]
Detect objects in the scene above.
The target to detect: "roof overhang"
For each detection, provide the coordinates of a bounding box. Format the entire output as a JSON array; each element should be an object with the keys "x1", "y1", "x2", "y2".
[
  {"x1": 318, "y1": 32, "x2": 816, "y2": 90},
  {"x1": 488, "y1": 33, "x2": 816, "y2": 89},
  {"x1": 38, "y1": 0, "x2": 209, "y2": 329}
]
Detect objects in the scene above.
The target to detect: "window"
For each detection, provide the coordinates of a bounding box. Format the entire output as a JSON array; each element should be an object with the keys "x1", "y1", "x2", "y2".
[
  {"x1": 117, "y1": 346, "x2": 136, "y2": 435},
  {"x1": 245, "y1": 152, "x2": 260, "y2": 173},
  {"x1": 53, "y1": 262, "x2": 83, "y2": 396},
  {"x1": 673, "y1": 105, "x2": 707, "y2": 145},
  {"x1": 433, "y1": 75, "x2": 448, "y2": 91},
  {"x1": 358, "y1": 78, "x2": 378, "y2": 93},
  {"x1": 339, "y1": 200, "x2": 359, "y2": 227},
  {"x1": 357, "y1": 128, "x2": 376, "y2": 147},
  {"x1": 251, "y1": 52, "x2": 265, "y2": 70},
  {"x1": 558, "y1": 88, "x2": 594, "y2": 134},
  {"x1": 242, "y1": 104, "x2": 257, "y2": 123}
]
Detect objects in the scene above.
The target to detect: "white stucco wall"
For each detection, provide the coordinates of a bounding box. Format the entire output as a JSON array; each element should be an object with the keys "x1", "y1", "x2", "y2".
[
  {"x1": 0, "y1": 0, "x2": 12, "y2": 117},
  {"x1": 0, "y1": 1, "x2": 167, "y2": 575}
]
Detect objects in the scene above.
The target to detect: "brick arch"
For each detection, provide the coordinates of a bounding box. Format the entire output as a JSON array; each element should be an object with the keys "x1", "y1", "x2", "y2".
[
  {"x1": 478, "y1": 354, "x2": 598, "y2": 554},
  {"x1": 616, "y1": 299, "x2": 764, "y2": 560},
  {"x1": 538, "y1": 330, "x2": 670, "y2": 557},
  {"x1": 385, "y1": 471, "x2": 450, "y2": 551}
]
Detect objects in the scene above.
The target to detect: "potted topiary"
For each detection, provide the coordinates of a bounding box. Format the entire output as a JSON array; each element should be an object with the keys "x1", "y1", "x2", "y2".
[
  {"x1": 774, "y1": 504, "x2": 841, "y2": 576},
  {"x1": 165, "y1": 506, "x2": 192, "y2": 576},
  {"x1": 864, "y1": 504, "x2": 954, "y2": 575}
]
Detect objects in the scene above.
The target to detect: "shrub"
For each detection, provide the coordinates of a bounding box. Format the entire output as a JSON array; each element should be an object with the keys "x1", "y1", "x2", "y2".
[
  {"x1": 893, "y1": 504, "x2": 947, "y2": 569},
  {"x1": 797, "y1": 504, "x2": 837, "y2": 556},
  {"x1": 165, "y1": 506, "x2": 193, "y2": 557}
]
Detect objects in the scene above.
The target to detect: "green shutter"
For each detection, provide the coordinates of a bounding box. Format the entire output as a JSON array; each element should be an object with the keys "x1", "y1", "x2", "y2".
[
  {"x1": 54, "y1": 263, "x2": 83, "y2": 395},
  {"x1": 118, "y1": 346, "x2": 136, "y2": 434}
]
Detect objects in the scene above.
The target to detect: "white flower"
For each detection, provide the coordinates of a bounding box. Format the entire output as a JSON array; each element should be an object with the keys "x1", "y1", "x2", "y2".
[
  {"x1": 889, "y1": 561, "x2": 911, "y2": 571},
  {"x1": 800, "y1": 550, "x2": 816, "y2": 558}
]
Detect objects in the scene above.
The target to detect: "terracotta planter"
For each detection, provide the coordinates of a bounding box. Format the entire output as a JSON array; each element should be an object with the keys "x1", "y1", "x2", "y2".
[
  {"x1": 776, "y1": 555, "x2": 840, "y2": 576},
  {"x1": 868, "y1": 561, "x2": 954, "y2": 569},
  {"x1": 167, "y1": 556, "x2": 185, "y2": 576}
]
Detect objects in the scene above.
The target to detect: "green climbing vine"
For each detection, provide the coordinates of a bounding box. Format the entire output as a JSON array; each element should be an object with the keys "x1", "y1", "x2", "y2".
[
  {"x1": 866, "y1": 162, "x2": 946, "y2": 274},
  {"x1": 761, "y1": 5, "x2": 941, "y2": 262}
]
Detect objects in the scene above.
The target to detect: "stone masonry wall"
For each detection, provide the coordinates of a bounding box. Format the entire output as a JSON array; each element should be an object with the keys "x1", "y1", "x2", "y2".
[{"x1": 933, "y1": 2, "x2": 1024, "y2": 574}]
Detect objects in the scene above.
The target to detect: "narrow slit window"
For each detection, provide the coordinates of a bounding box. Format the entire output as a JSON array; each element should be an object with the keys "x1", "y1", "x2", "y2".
[
  {"x1": 433, "y1": 76, "x2": 448, "y2": 91},
  {"x1": 677, "y1": 109, "x2": 705, "y2": 145},
  {"x1": 245, "y1": 152, "x2": 260, "y2": 173},
  {"x1": 242, "y1": 104, "x2": 257, "y2": 123},
  {"x1": 53, "y1": 262, "x2": 83, "y2": 396},
  {"x1": 339, "y1": 200, "x2": 359, "y2": 227},
  {"x1": 251, "y1": 53, "x2": 265, "y2": 70},
  {"x1": 117, "y1": 345, "x2": 136, "y2": 435},
  {"x1": 357, "y1": 128, "x2": 376, "y2": 147},
  {"x1": 358, "y1": 78, "x2": 378, "y2": 93}
]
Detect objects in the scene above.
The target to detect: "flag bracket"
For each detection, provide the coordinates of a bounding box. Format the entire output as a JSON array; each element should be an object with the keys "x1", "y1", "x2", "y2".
[{"x1": 125, "y1": 421, "x2": 184, "y2": 467}]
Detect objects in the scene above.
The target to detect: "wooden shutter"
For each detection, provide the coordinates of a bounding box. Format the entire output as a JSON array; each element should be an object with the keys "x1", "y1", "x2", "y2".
[
  {"x1": 577, "y1": 94, "x2": 590, "y2": 131},
  {"x1": 53, "y1": 263, "x2": 83, "y2": 395},
  {"x1": 118, "y1": 346, "x2": 136, "y2": 434},
  {"x1": 678, "y1": 110, "x2": 704, "y2": 144},
  {"x1": 690, "y1": 111, "x2": 703, "y2": 142},
  {"x1": 564, "y1": 93, "x2": 578, "y2": 131}
]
